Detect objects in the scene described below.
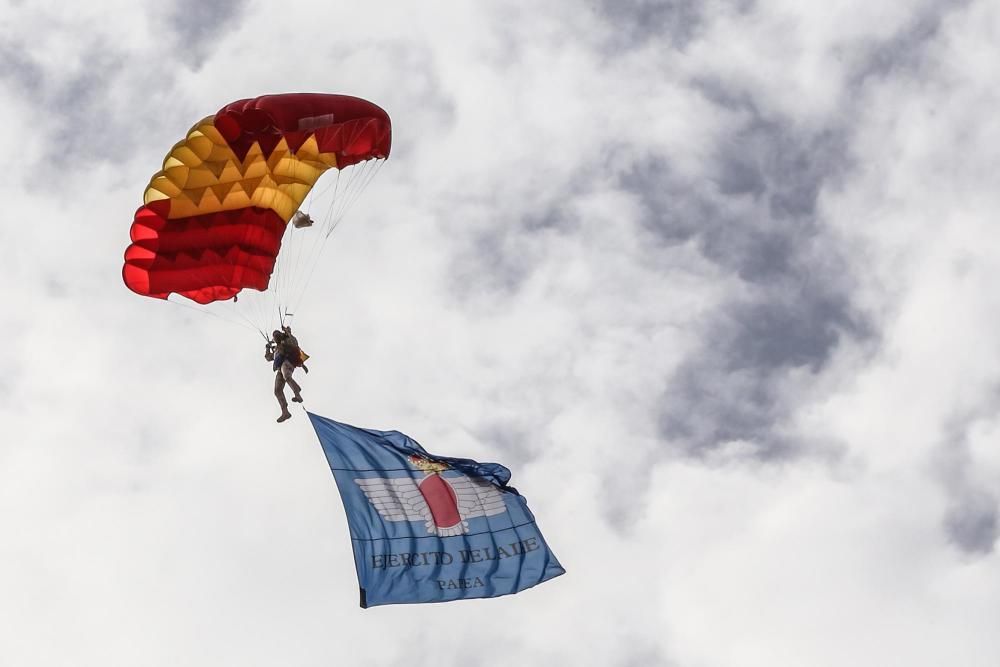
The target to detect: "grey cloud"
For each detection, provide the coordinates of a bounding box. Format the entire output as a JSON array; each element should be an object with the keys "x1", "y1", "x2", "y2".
[
  {"x1": 660, "y1": 360, "x2": 797, "y2": 461},
  {"x1": 439, "y1": 186, "x2": 562, "y2": 298},
  {"x1": 593, "y1": 0, "x2": 758, "y2": 52},
  {"x1": 620, "y1": 644, "x2": 676, "y2": 667},
  {"x1": 440, "y1": 0, "x2": 955, "y2": 494},
  {"x1": 0, "y1": 16, "x2": 187, "y2": 177},
  {"x1": 0, "y1": 30, "x2": 171, "y2": 174},
  {"x1": 624, "y1": 109, "x2": 869, "y2": 460},
  {"x1": 164, "y1": 0, "x2": 249, "y2": 67},
  {"x1": 849, "y1": 0, "x2": 973, "y2": 85},
  {"x1": 46, "y1": 49, "x2": 133, "y2": 164},
  {"x1": 599, "y1": 461, "x2": 655, "y2": 531},
  {"x1": 470, "y1": 420, "x2": 542, "y2": 467},
  {"x1": 44, "y1": 275, "x2": 69, "y2": 299},
  {"x1": 366, "y1": 41, "x2": 457, "y2": 164},
  {"x1": 22, "y1": 1, "x2": 249, "y2": 166},
  {"x1": 726, "y1": 276, "x2": 867, "y2": 373},
  {"x1": 0, "y1": 40, "x2": 136, "y2": 179},
  {"x1": 639, "y1": 3, "x2": 984, "y2": 461},
  {"x1": 593, "y1": 0, "x2": 711, "y2": 51},
  {"x1": 445, "y1": 168, "x2": 592, "y2": 300},
  {"x1": 660, "y1": 291, "x2": 865, "y2": 462},
  {"x1": 937, "y1": 414, "x2": 1000, "y2": 556},
  {"x1": 944, "y1": 490, "x2": 998, "y2": 555},
  {"x1": 521, "y1": 198, "x2": 581, "y2": 234},
  {"x1": 0, "y1": 41, "x2": 45, "y2": 91},
  {"x1": 445, "y1": 98, "x2": 870, "y2": 465},
  {"x1": 451, "y1": 223, "x2": 542, "y2": 297}
]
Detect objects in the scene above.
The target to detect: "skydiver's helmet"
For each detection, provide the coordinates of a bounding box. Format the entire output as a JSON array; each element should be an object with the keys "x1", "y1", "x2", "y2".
[{"x1": 272, "y1": 330, "x2": 284, "y2": 342}]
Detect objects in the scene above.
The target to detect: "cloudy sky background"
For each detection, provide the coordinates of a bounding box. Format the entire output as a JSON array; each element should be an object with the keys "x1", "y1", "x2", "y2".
[{"x1": 2, "y1": 0, "x2": 999, "y2": 664}]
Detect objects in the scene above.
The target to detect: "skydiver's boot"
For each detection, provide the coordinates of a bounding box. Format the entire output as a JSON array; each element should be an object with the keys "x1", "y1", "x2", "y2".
[{"x1": 277, "y1": 395, "x2": 292, "y2": 422}]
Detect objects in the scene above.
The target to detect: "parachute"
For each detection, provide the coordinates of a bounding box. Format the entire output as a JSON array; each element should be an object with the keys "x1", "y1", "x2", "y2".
[{"x1": 123, "y1": 93, "x2": 391, "y2": 333}]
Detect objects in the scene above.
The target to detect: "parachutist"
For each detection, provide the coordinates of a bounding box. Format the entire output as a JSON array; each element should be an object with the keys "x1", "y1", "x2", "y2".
[{"x1": 265, "y1": 325, "x2": 310, "y2": 422}]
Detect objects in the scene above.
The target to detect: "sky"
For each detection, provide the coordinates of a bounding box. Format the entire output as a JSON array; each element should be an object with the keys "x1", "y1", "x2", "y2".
[{"x1": 2, "y1": 0, "x2": 999, "y2": 665}]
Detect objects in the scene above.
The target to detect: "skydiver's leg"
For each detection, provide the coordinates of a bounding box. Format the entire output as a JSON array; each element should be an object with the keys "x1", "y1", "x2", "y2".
[
  {"x1": 274, "y1": 371, "x2": 292, "y2": 422},
  {"x1": 274, "y1": 370, "x2": 287, "y2": 405},
  {"x1": 282, "y1": 362, "x2": 303, "y2": 402}
]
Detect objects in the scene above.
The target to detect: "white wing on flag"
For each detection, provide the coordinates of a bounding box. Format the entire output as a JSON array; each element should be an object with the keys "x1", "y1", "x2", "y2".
[
  {"x1": 449, "y1": 475, "x2": 509, "y2": 520},
  {"x1": 354, "y1": 477, "x2": 436, "y2": 534}
]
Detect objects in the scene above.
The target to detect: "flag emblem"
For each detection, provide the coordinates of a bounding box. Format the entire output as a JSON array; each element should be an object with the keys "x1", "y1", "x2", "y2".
[{"x1": 355, "y1": 455, "x2": 508, "y2": 536}]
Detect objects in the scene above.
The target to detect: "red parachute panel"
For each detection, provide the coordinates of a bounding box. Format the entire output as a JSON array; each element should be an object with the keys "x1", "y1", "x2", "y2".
[
  {"x1": 123, "y1": 201, "x2": 285, "y2": 304},
  {"x1": 214, "y1": 93, "x2": 392, "y2": 164}
]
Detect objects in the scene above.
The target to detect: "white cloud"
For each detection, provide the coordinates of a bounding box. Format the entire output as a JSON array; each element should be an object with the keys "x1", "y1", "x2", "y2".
[{"x1": 2, "y1": 1, "x2": 1000, "y2": 665}]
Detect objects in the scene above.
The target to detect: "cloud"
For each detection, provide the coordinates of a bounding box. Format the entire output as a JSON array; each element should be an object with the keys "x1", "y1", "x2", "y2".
[
  {"x1": 620, "y1": 97, "x2": 871, "y2": 460},
  {"x1": 944, "y1": 490, "x2": 998, "y2": 554},
  {"x1": 595, "y1": 0, "x2": 708, "y2": 50},
  {"x1": 5, "y1": 1, "x2": 1000, "y2": 665},
  {"x1": 937, "y1": 407, "x2": 1000, "y2": 555},
  {"x1": 162, "y1": 0, "x2": 250, "y2": 67},
  {"x1": 850, "y1": 0, "x2": 974, "y2": 84},
  {"x1": 0, "y1": 40, "x2": 45, "y2": 91}
]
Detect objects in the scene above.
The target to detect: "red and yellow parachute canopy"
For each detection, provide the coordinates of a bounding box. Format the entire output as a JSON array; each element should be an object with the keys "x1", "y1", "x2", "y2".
[{"x1": 123, "y1": 93, "x2": 391, "y2": 308}]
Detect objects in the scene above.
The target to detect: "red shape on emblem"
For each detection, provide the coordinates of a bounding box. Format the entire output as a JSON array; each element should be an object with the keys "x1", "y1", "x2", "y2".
[{"x1": 417, "y1": 475, "x2": 462, "y2": 529}]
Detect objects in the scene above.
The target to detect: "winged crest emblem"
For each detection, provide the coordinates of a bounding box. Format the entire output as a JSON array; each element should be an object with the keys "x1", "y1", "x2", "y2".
[{"x1": 355, "y1": 455, "x2": 508, "y2": 536}]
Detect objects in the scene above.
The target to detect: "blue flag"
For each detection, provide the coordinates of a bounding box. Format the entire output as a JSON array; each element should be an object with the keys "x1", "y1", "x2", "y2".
[{"x1": 308, "y1": 412, "x2": 565, "y2": 607}]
